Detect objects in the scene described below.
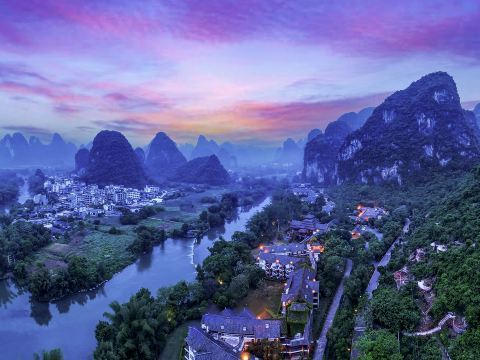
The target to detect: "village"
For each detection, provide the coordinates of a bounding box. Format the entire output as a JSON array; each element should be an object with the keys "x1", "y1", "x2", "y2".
[
  {"x1": 183, "y1": 183, "x2": 393, "y2": 360},
  {"x1": 13, "y1": 175, "x2": 191, "y2": 232}
]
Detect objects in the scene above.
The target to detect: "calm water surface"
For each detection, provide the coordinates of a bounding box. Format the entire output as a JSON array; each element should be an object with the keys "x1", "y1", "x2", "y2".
[{"x1": 0, "y1": 197, "x2": 270, "y2": 360}]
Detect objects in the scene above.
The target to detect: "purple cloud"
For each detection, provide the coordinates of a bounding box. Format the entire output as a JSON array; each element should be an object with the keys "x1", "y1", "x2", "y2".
[
  {"x1": 1, "y1": 1, "x2": 479, "y2": 60},
  {"x1": 104, "y1": 92, "x2": 168, "y2": 111},
  {"x1": 93, "y1": 118, "x2": 160, "y2": 134}
]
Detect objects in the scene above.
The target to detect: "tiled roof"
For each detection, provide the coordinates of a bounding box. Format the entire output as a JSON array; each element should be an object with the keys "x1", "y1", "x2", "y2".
[
  {"x1": 185, "y1": 327, "x2": 238, "y2": 360},
  {"x1": 238, "y1": 308, "x2": 256, "y2": 319},
  {"x1": 263, "y1": 243, "x2": 307, "y2": 254},
  {"x1": 281, "y1": 266, "x2": 319, "y2": 305},
  {"x1": 202, "y1": 313, "x2": 281, "y2": 339},
  {"x1": 258, "y1": 253, "x2": 307, "y2": 266},
  {"x1": 220, "y1": 308, "x2": 235, "y2": 317}
]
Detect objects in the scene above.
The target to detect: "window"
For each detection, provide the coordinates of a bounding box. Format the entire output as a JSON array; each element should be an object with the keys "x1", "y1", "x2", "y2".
[
  {"x1": 242, "y1": 326, "x2": 246, "y2": 331},
  {"x1": 220, "y1": 325, "x2": 224, "y2": 330}
]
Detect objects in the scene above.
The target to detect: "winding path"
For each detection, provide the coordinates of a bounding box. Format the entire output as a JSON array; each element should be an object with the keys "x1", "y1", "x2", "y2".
[
  {"x1": 350, "y1": 218, "x2": 410, "y2": 359},
  {"x1": 313, "y1": 258, "x2": 353, "y2": 360},
  {"x1": 403, "y1": 313, "x2": 455, "y2": 337}
]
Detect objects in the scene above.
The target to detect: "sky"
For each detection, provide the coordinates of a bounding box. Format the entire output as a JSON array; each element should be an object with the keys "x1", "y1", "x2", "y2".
[{"x1": 0, "y1": 0, "x2": 479, "y2": 147}]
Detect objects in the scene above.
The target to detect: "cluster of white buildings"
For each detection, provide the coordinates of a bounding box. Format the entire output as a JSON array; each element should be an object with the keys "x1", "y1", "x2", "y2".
[
  {"x1": 16, "y1": 177, "x2": 174, "y2": 230},
  {"x1": 44, "y1": 177, "x2": 166, "y2": 210}
]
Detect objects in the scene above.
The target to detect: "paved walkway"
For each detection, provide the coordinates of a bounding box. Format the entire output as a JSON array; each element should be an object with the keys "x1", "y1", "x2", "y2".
[
  {"x1": 404, "y1": 313, "x2": 455, "y2": 337},
  {"x1": 313, "y1": 258, "x2": 353, "y2": 360},
  {"x1": 350, "y1": 218, "x2": 411, "y2": 359}
]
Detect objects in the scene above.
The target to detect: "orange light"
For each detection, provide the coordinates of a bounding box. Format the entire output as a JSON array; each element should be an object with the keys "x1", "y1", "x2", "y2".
[{"x1": 241, "y1": 352, "x2": 250, "y2": 360}]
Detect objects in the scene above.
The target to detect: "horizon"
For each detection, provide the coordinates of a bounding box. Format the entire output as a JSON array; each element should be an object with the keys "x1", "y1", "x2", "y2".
[{"x1": 1, "y1": 1, "x2": 480, "y2": 147}]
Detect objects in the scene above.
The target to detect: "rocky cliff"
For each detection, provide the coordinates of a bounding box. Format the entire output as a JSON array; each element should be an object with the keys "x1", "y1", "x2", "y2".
[
  {"x1": 303, "y1": 109, "x2": 370, "y2": 184},
  {"x1": 337, "y1": 72, "x2": 480, "y2": 185}
]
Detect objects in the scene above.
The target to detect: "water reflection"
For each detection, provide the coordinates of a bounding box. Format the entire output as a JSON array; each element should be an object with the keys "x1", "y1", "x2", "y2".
[
  {"x1": 0, "y1": 279, "x2": 18, "y2": 307},
  {"x1": 30, "y1": 300, "x2": 52, "y2": 326},
  {"x1": 136, "y1": 251, "x2": 153, "y2": 272}
]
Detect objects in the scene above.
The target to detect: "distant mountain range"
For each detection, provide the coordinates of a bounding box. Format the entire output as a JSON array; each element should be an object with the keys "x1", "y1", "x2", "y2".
[
  {"x1": 303, "y1": 107, "x2": 374, "y2": 183},
  {"x1": 187, "y1": 135, "x2": 237, "y2": 169},
  {"x1": 0, "y1": 132, "x2": 76, "y2": 167},
  {"x1": 274, "y1": 138, "x2": 303, "y2": 166},
  {"x1": 74, "y1": 131, "x2": 230, "y2": 187},
  {"x1": 304, "y1": 72, "x2": 480, "y2": 185}
]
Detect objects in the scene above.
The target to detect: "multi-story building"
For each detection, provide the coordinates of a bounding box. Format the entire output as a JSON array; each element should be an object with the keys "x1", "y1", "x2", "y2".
[
  {"x1": 281, "y1": 266, "x2": 319, "y2": 314},
  {"x1": 184, "y1": 326, "x2": 239, "y2": 360},
  {"x1": 256, "y1": 253, "x2": 307, "y2": 280},
  {"x1": 201, "y1": 308, "x2": 282, "y2": 352}
]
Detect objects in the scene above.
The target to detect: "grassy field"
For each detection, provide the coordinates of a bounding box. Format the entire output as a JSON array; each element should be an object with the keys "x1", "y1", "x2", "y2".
[
  {"x1": 235, "y1": 280, "x2": 284, "y2": 318},
  {"x1": 34, "y1": 224, "x2": 137, "y2": 274},
  {"x1": 73, "y1": 228, "x2": 137, "y2": 272},
  {"x1": 160, "y1": 320, "x2": 199, "y2": 360}
]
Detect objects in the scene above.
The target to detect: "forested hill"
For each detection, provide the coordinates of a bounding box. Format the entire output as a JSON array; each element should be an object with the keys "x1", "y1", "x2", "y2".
[
  {"x1": 337, "y1": 72, "x2": 480, "y2": 185},
  {"x1": 365, "y1": 166, "x2": 480, "y2": 359}
]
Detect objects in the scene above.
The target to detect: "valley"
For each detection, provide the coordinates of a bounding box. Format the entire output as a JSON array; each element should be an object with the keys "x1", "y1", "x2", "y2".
[{"x1": 0, "y1": 3, "x2": 480, "y2": 358}]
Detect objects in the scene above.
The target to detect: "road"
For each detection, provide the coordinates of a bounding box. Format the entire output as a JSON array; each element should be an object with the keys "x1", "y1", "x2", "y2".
[
  {"x1": 366, "y1": 218, "x2": 410, "y2": 299},
  {"x1": 350, "y1": 218, "x2": 411, "y2": 359},
  {"x1": 313, "y1": 258, "x2": 353, "y2": 360}
]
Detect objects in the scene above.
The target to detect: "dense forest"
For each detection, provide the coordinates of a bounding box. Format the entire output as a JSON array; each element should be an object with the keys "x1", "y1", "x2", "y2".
[
  {"x1": 341, "y1": 167, "x2": 480, "y2": 359},
  {"x1": 0, "y1": 170, "x2": 22, "y2": 206}
]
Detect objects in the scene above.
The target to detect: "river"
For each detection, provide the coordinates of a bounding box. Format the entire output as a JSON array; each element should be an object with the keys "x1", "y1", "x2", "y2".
[{"x1": 0, "y1": 197, "x2": 271, "y2": 360}]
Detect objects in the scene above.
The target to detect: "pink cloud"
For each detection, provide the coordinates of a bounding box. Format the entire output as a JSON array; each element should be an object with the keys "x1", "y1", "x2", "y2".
[{"x1": 0, "y1": 1, "x2": 479, "y2": 60}]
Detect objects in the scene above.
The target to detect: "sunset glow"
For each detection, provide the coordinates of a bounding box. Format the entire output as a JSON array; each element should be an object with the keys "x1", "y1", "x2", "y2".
[{"x1": 1, "y1": 0, "x2": 479, "y2": 145}]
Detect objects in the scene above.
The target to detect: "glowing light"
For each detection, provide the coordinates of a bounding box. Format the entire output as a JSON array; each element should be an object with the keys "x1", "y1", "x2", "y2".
[{"x1": 241, "y1": 352, "x2": 251, "y2": 360}]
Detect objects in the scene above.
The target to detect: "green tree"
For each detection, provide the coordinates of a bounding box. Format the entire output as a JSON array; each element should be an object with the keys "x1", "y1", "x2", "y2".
[
  {"x1": 33, "y1": 348, "x2": 63, "y2": 360},
  {"x1": 358, "y1": 330, "x2": 402, "y2": 360}
]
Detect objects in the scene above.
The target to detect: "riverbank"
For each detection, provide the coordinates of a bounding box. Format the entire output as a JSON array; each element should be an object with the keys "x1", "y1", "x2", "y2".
[{"x1": 0, "y1": 196, "x2": 271, "y2": 360}]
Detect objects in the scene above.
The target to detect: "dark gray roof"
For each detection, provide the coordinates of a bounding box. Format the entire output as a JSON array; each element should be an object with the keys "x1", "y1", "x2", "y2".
[
  {"x1": 281, "y1": 266, "x2": 319, "y2": 305},
  {"x1": 290, "y1": 303, "x2": 308, "y2": 312},
  {"x1": 185, "y1": 327, "x2": 238, "y2": 360},
  {"x1": 263, "y1": 243, "x2": 307, "y2": 254},
  {"x1": 202, "y1": 313, "x2": 281, "y2": 339},
  {"x1": 220, "y1": 308, "x2": 235, "y2": 317},
  {"x1": 238, "y1": 307, "x2": 255, "y2": 319},
  {"x1": 290, "y1": 216, "x2": 334, "y2": 233},
  {"x1": 257, "y1": 252, "x2": 307, "y2": 266}
]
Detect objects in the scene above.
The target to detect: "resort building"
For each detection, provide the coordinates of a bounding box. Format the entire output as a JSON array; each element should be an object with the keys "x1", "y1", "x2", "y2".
[
  {"x1": 281, "y1": 266, "x2": 319, "y2": 314},
  {"x1": 184, "y1": 326, "x2": 239, "y2": 360},
  {"x1": 354, "y1": 206, "x2": 388, "y2": 223},
  {"x1": 256, "y1": 253, "x2": 308, "y2": 280},
  {"x1": 290, "y1": 215, "x2": 334, "y2": 236},
  {"x1": 201, "y1": 308, "x2": 282, "y2": 352}
]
